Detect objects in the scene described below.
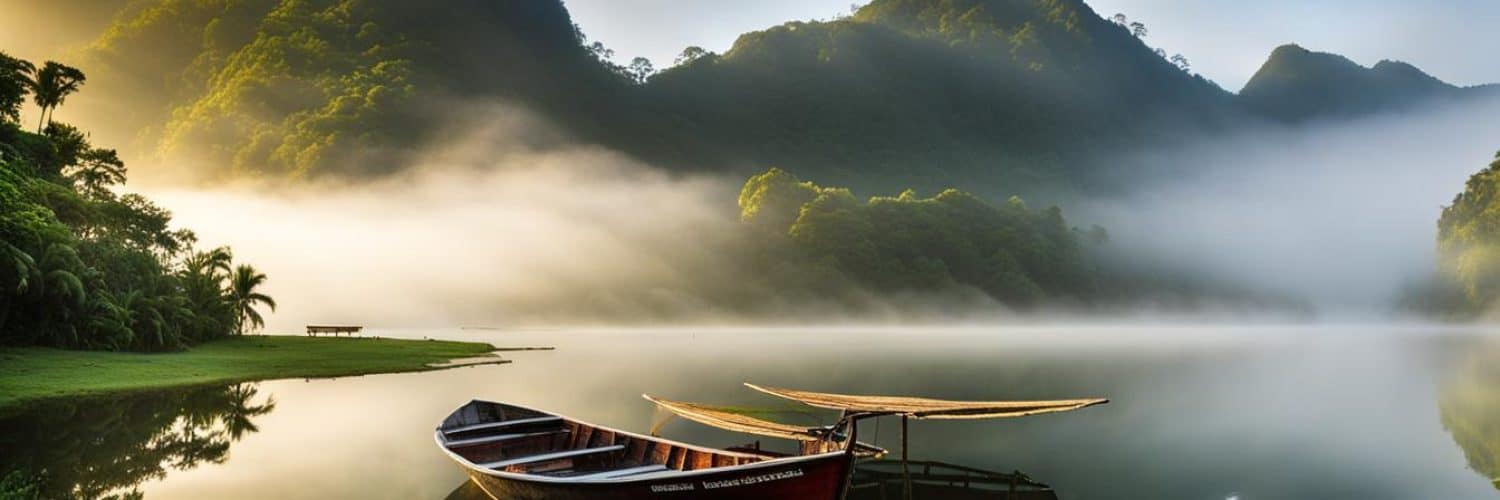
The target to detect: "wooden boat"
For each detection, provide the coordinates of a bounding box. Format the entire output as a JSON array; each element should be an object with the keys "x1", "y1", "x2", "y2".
[
  {"x1": 435, "y1": 385, "x2": 1106, "y2": 500},
  {"x1": 435, "y1": 399, "x2": 860, "y2": 500}
]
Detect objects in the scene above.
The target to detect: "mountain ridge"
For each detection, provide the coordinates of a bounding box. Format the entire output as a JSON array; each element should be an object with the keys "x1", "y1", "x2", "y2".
[
  {"x1": 1237, "y1": 43, "x2": 1484, "y2": 123},
  {"x1": 16, "y1": 0, "x2": 1498, "y2": 193}
]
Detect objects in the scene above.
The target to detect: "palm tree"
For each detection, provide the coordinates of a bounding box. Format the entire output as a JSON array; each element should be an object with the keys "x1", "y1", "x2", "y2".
[
  {"x1": 31, "y1": 243, "x2": 87, "y2": 346},
  {"x1": 0, "y1": 51, "x2": 34, "y2": 124},
  {"x1": 69, "y1": 148, "x2": 128, "y2": 197},
  {"x1": 184, "y1": 247, "x2": 233, "y2": 280},
  {"x1": 181, "y1": 247, "x2": 235, "y2": 341},
  {"x1": 29, "y1": 61, "x2": 85, "y2": 132},
  {"x1": 0, "y1": 241, "x2": 36, "y2": 332},
  {"x1": 34, "y1": 243, "x2": 86, "y2": 307},
  {"x1": 228, "y1": 265, "x2": 275, "y2": 335}
]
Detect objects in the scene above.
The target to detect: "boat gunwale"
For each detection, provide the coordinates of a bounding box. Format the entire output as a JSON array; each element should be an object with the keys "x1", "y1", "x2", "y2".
[{"x1": 435, "y1": 399, "x2": 851, "y2": 485}]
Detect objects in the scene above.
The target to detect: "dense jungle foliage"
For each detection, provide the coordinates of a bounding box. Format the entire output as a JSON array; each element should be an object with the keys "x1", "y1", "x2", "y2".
[
  {"x1": 742, "y1": 167, "x2": 1104, "y2": 306},
  {"x1": 0, "y1": 51, "x2": 273, "y2": 351},
  {"x1": 1436, "y1": 150, "x2": 1500, "y2": 315}
]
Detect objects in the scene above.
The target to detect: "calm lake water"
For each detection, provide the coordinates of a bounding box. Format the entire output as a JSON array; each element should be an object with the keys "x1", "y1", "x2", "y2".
[{"x1": 3, "y1": 326, "x2": 1498, "y2": 499}]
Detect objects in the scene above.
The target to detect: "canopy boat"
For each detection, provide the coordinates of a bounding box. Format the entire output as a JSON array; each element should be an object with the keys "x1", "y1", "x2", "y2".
[{"x1": 435, "y1": 385, "x2": 1106, "y2": 500}]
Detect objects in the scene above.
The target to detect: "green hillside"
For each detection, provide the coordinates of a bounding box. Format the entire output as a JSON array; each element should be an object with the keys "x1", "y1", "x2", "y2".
[
  {"x1": 32, "y1": 0, "x2": 1499, "y2": 193},
  {"x1": 1238, "y1": 44, "x2": 1481, "y2": 123},
  {"x1": 54, "y1": 0, "x2": 1233, "y2": 192},
  {"x1": 1436, "y1": 150, "x2": 1500, "y2": 313},
  {"x1": 640, "y1": 0, "x2": 1236, "y2": 194},
  {"x1": 75, "y1": 0, "x2": 639, "y2": 180}
]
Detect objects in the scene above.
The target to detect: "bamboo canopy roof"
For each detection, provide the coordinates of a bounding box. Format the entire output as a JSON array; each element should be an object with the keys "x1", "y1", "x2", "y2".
[
  {"x1": 643, "y1": 394, "x2": 824, "y2": 441},
  {"x1": 744, "y1": 383, "x2": 1108, "y2": 420}
]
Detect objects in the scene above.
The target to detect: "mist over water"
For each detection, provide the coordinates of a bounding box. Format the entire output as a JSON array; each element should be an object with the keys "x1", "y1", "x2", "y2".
[
  {"x1": 145, "y1": 115, "x2": 741, "y2": 331},
  {"x1": 1080, "y1": 96, "x2": 1500, "y2": 318},
  {"x1": 133, "y1": 96, "x2": 1500, "y2": 329}
]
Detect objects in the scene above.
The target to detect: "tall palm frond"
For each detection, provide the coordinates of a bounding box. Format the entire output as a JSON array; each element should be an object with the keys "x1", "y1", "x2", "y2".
[
  {"x1": 29, "y1": 61, "x2": 85, "y2": 131},
  {"x1": 228, "y1": 265, "x2": 274, "y2": 335},
  {"x1": 0, "y1": 241, "x2": 35, "y2": 294}
]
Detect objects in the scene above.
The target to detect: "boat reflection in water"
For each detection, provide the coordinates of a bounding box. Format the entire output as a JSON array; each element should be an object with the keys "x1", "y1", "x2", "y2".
[
  {"x1": 446, "y1": 459, "x2": 1060, "y2": 500},
  {"x1": 847, "y1": 460, "x2": 1057, "y2": 500}
]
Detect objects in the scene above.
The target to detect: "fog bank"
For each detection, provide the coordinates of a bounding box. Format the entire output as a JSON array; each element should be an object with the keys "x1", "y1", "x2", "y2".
[
  {"x1": 1079, "y1": 96, "x2": 1500, "y2": 318},
  {"x1": 142, "y1": 106, "x2": 1011, "y2": 331}
]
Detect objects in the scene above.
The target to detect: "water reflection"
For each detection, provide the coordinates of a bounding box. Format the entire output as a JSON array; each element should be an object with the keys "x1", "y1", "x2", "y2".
[
  {"x1": 0, "y1": 384, "x2": 274, "y2": 500},
  {"x1": 3, "y1": 327, "x2": 1499, "y2": 499},
  {"x1": 441, "y1": 459, "x2": 1060, "y2": 500},
  {"x1": 1440, "y1": 338, "x2": 1500, "y2": 491}
]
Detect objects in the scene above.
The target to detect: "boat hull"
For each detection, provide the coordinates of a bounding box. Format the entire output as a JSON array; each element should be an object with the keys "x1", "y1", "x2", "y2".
[{"x1": 461, "y1": 451, "x2": 854, "y2": 500}]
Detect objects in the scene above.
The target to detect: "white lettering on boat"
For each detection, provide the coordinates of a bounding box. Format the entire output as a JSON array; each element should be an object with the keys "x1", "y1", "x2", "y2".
[
  {"x1": 700, "y1": 468, "x2": 805, "y2": 489},
  {"x1": 649, "y1": 482, "x2": 694, "y2": 492}
]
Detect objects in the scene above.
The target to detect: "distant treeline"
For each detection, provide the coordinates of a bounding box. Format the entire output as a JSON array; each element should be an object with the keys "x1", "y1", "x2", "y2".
[
  {"x1": 738, "y1": 168, "x2": 1300, "y2": 311},
  {"x1": 0, "y1": 51, "x2": 273, "y2": 351}
]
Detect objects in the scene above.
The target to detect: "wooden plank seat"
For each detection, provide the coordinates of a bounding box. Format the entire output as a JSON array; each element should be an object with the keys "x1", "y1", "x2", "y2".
[
  {"x1": 445, "y1": 430, "x2": 568, "y2": 448},
  {"x1": 444, "y1": 416, "x2": 562, "y2": 437},
  {"x1": 568, "y1": 464, "x2": 670, "y2": 480},
  {"x1": 306, "y1": 325, "x2": 363, "y2": 336},
  {"x1": 479, "y1": 445, "x2": 625, "y2": 469}
]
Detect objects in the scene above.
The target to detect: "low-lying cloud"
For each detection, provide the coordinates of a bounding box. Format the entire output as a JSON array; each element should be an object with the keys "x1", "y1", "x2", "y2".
[
  {"x1": 1078, "y1": 96, "x2": 1500, "y2": 318},
  {"x1": 142, "y1": 105, "x2": 1010, "y2": 331},
  {"x1": 137, "y1": 95, "x2": 1500, "y2": 330}
]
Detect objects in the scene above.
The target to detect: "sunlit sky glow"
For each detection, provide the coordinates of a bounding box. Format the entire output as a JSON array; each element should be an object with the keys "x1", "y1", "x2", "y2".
[{"x1": 565, "y1": 0, "x2": 1500, "y2": 91}]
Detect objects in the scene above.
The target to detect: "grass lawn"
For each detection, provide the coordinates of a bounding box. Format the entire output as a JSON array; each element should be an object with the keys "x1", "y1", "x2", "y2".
[{"x1": 0, "y1": 335, "x2": 499, "y2": 409}]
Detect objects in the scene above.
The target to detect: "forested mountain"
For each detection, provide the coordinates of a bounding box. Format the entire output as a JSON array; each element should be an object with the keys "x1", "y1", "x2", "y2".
[
  {"x1": 72, "y1": 0, "x2": 642, "y2": 180},
  {"x1": 1239, "y1": 44, "x2": 1493, "y2": 123},
  {"x1": 638, "y1": 0, "x2": 1238, "y2": 194},
  {"x1": 30, "y1": 0, "x2": 1498, "y2": 194},
  {"x1": 48, "y1": 0, "x2": 1240, "y2": 193}
]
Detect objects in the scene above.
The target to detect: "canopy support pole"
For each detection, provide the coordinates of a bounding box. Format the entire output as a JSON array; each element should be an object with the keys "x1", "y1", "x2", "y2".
[{"x1": 901, "y1": 415, "x2": 912, "y2": 500}]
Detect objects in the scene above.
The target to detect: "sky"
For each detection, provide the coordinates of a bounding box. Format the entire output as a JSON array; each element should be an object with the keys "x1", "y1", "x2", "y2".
[{"x1": 565, "y1": 0, "x2": 1500, "y2": 91}]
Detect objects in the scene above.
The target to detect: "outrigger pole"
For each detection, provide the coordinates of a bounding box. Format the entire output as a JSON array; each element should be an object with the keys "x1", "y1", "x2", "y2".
[
  {"x1": 901, "y1": 414, "x2": 911, "y2": 500},
  {"x1": 740, "y1": 383, "x2": 1110, "y2": 500},
  {"x1": 644, "y1": 385, "x2": 1109, "y2": 500}
]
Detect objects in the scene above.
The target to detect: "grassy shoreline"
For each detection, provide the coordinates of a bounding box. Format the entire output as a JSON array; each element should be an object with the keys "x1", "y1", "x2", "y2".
[{"x1": 0, "y1": 335, "x2": 500, "y2": 410}]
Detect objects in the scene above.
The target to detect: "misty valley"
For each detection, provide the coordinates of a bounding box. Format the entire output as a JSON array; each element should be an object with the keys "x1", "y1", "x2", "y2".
[{"x1": 2, "y1": 0, "x2": 1500, "y2": 499}]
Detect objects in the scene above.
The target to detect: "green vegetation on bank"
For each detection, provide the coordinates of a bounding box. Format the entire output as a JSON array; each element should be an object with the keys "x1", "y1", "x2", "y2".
[
  {"x1": 1, "y1": 51, "x2": 273, "y2": 351},
  {"x1": 1433, "y1": 150, "x2": 1500, "y2": 315},
  {"x1": 740, "y1": 168, "x2": 1099, "y2": 305},
  {"x1": 0, "y1": 335, "x2": 498, "y2": 409}
]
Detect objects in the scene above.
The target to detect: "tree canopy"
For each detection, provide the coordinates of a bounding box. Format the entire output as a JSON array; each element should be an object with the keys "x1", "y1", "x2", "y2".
[
  {"x1": 739, "y1": 168, "x2": 1097, "y2": 306},
  {"x1": 1436, "y1": 150, "x2": 1500, "y2": 313},
  {"x1": 0, "y1": 53, "x2": 272, "y2": 351}
]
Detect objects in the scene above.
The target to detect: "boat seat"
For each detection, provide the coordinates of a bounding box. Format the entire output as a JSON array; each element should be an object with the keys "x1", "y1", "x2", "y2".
[
  {"x1": 445, "y1": 429, "x2": 569, "y2": 448},
  {"x1": 570, "y1": 464, "x2": 670, "y2": 480},
  {"x1": 444, "y1": 416, "x2": 562, "y2": 436},
  {"x1": 479, "y1": 445, "x2": 626, "y2": 469}
]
